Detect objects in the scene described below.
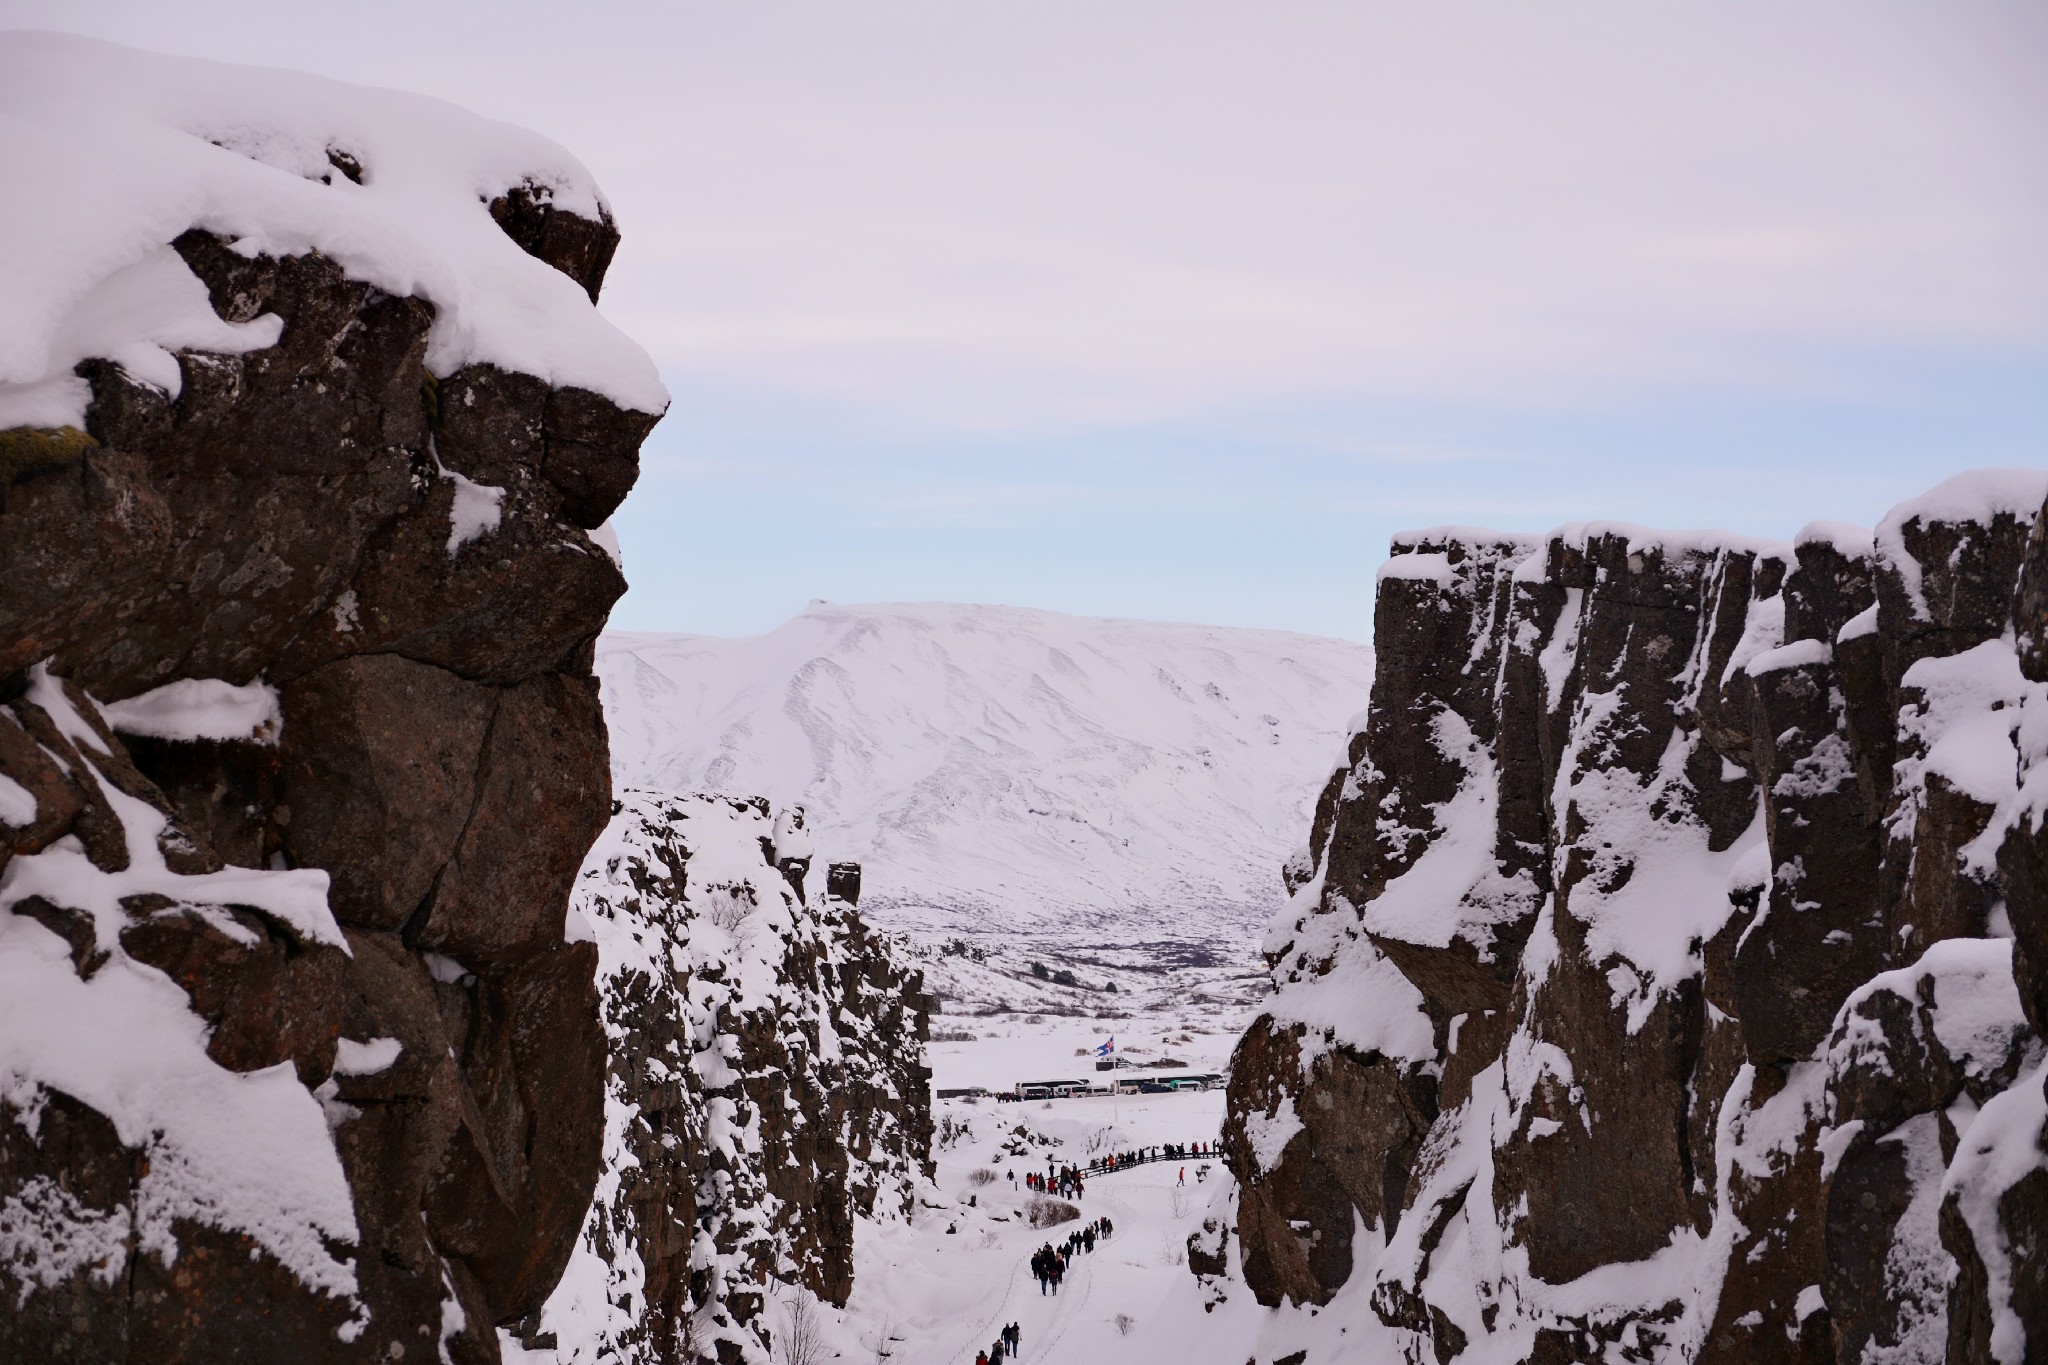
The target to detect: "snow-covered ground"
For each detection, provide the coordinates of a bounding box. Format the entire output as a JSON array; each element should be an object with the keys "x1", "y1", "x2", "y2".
[{"x1": 845, "y1": 1066, "x2": 1232, "y2": 1363}]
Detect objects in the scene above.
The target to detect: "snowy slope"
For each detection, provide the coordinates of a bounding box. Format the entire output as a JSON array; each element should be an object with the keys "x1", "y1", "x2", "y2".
[{"x1": 596, "y1": 603, "x2": 1372, "y2": 948}]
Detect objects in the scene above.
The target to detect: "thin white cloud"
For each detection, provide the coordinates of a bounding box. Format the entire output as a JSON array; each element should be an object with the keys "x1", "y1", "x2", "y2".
[{"x1": 15, "y1": 1, "x2": 2043, "y2": 438}]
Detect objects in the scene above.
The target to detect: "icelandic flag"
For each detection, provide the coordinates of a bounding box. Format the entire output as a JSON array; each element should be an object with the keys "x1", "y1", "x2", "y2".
[{"x1": 1095, "y1": 1037, "x2": 1114, "y2": 1056}]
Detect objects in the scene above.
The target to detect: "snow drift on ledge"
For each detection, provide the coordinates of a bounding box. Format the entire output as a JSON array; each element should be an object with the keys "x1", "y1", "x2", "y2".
[{"x1": 0, "y1": 30, "x2": 667, "y2": 430}]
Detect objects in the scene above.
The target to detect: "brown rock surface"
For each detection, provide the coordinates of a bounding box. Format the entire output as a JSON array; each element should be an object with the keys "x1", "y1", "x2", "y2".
[
  {"x1": 1216, "y1": 475, "x2": 2048, "y2": 1363},
  {"x1": 1, "y1": 167, "x2": 658, "y2": 1359}
]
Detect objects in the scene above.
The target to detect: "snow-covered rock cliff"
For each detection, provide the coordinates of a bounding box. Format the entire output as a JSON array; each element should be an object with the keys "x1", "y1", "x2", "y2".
[
  {"x1": 1, "y1": 34, "x2": 661, "y2": 1363},
  {"x1": 519, "y1": 792, "x2": 932, "y2": 1365},
  {"x1": 1199, "y1": 470, "x2": 2048, "y2": 1365}
]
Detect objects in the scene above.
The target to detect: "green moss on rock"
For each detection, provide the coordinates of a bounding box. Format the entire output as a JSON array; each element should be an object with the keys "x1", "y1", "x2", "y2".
[{"x1": 0, "y1": 426, "x2": 97, "y2": 487}]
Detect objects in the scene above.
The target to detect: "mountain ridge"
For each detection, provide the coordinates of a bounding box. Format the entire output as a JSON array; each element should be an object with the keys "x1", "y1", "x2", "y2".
[{"x1": 596, "y1": 600, "x2": 1373, "y2": 949}]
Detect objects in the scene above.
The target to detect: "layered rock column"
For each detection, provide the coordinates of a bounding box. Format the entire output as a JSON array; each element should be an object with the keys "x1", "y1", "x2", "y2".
[
  {"x1": 1, "y1": 201, "x2": 659, "y2": 1361},
  {"x1": 1212, "y1": 473, "x2": 2048, "y2": 1365}
]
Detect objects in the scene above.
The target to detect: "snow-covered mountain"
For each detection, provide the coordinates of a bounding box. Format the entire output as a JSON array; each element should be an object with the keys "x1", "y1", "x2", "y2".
[{"x1": 596, "y1": 603, "x2": 1372, "y2": 950}]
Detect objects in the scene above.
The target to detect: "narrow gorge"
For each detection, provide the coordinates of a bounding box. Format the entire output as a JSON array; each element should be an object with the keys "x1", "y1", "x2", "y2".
[
  {"x1": 3, "y1": 29, "x2": 2045, "y2": 1365},
  {"x1": 1208, "y1": 476, "x2": 2048, "y2": 1364}
]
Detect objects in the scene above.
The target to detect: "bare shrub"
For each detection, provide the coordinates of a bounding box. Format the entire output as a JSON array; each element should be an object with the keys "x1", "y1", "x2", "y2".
[
  {"x1": 1115, "y1": 1313, "x2": 1137, "y2": 1336},
  {"x1": 1160, "y1": 1234, "x2": 1186, "y2": 1267},
  {"x1": 930, "y1": 1028, "x2": 978, "y2": 1042},
  {"x1": 861, "y1": 1312, "x2": 898, "y2": 1364},
  {"x1": 1026, "y1": 1196, "x2": 1080, "y2": 1228},
  {"x1": 777, "y1": 1291, "x2": 826, "y2": 1365},
  {"x1": 701, "y1": 882, "x2": 757, "y2": 932},
  {"x1": 967, "y1": 1168, "x2": 997, "y2": 1187},
  {"x1": 1169, "y1": 1186, "x2": 1191, "y2": 1219}
]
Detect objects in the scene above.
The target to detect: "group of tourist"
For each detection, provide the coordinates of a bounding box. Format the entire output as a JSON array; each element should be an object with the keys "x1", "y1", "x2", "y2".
[
  {"x1": 1029, "y1": 1213, "x2": 1112, "y2": 1297},
  {"x1": 1084, "y1": 1139, "x2": 1214, "y2": 1174},
  {"x1": 1016, "y1": 1166, "x2": 1086, "y2": 1199},
  {"x1": 969, "y1": 1215, "x2": 1122, "y2": 1361},
  {"x1": 972, "y1": 1320, "x2": 1022, "y2": 1364}
]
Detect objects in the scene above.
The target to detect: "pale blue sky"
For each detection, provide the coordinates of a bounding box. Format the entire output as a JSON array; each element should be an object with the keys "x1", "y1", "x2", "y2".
[{"x1": 11, "y1": 1, "x2": 2046, "y2": 641}]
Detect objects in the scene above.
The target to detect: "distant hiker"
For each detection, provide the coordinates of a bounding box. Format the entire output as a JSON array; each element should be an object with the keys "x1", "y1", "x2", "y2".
[
  {"x1": 976, "y1": 1352, "x2": 988, "y2": 1365},
  {"x1": 991, "y1": 1337, "x2": 1005, "y2": 1362},
  {"x1": 1008, "y1": 1322, "x2": 1020, "y2": 1352},
  {"x1": 1178, "y1": 1166, "x2": 1186, "y2": 1185}
]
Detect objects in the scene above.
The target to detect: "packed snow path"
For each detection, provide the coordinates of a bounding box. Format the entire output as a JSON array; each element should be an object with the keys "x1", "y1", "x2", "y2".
[
  {"x1": 915, "y1": 1183, "x2": 1137, "y2": 1365},
  {"x1": 838, "y1": 1087, "x2": 1232, "y2": 1364}
]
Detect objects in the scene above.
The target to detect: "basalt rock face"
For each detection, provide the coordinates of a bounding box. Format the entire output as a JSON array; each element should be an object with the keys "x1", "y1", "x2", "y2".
[
  {"x1": 526, "y1": 791, "x2": 933, "y2": 1365},
  {"x1": 0, "y1": 204, "x2": 657, "y2": 1359},
  {"x1": 1209, "y1": 472, "x2": 2048, "y2": 1365}
]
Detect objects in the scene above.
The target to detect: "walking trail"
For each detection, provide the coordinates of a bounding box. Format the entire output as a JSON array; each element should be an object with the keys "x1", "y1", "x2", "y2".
[{"x1": 914, "y1": 1182, "x2": 1138, "y2": 1365}]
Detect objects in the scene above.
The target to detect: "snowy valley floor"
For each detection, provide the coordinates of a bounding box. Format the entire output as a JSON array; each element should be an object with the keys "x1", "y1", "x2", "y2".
[{"x1": 799, "y1": 1003, "x2": 1247, "y2": 1365}]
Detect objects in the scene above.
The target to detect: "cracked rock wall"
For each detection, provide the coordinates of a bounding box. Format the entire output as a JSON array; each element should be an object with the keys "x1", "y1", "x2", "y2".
[
  {"x1": 1, "y1": 186, "x2": 658, "y2": 1362},
  {"x1": 1208, "y1": 471, "x2": 2048, "y2": 1365}
]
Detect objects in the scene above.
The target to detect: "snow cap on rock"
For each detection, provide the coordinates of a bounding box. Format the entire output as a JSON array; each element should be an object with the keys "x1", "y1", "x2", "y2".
[{"x1": 0, "y1": 31, "x2": 668, "y2": 431}]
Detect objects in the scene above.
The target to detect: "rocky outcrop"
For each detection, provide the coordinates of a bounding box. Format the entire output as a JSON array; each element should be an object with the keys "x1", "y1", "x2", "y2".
[
  {"x1": 1210, "y1": 472, "x2": 2048, "y2": 1364},
  {"x1": 522, "y1": 791, "x2": 933, "y2": 1365},
  {"x1": 1, "y1": 104, "x2": 660, "y2": 1365}
]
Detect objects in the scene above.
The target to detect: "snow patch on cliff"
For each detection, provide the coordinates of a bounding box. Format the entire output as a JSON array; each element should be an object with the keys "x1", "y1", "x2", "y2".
[
  {"x1": 103, "y1": 676, "x2": 281, "y2": 744},
  {"x1": 0, "y1": 670, "x2": 358, "y2": 1315}
]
